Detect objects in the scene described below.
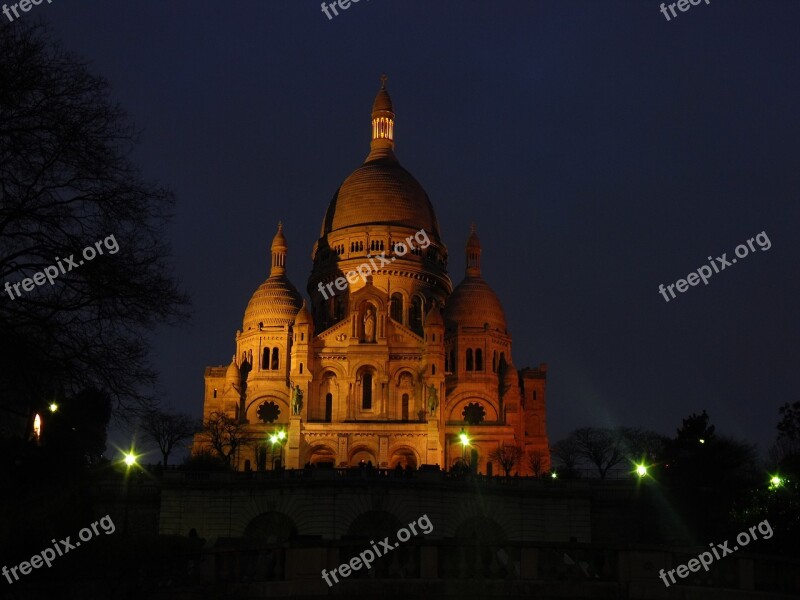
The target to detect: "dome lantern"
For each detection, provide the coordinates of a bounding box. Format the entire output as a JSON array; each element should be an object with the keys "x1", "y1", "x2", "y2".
[
  {"x1": 271, "y1": 221, "x2": 287, "y2": 276},
  {"x1": 371, "y1": 74, "x2": 395, "y2": 153},
  {"x1": 466, "y1": 223, "x2": 481, "y2": 278}
]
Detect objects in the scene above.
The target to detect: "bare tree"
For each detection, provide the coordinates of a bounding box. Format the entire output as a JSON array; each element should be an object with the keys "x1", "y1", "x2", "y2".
[
  {"x1": 551, "y1": 437, "x2": 582, "y2": 472},
  {"x1": 489, "y1": 444, "x2": 523, "y2": 476},
  {"x1": 140, "y1": 409, "x2": 198, "y2": 466},
  {"x1": 527, "y1": 449, "x2": 547, "y2": 477},
  {"x1": 619, "y1": 427, "x2": 667, "y2": 464},
  {"x1": 573, "y1": 427, "x2": 625, "y2": 479},
  {"x1": 203, "y1": 411, "x2": 247, "y2": 466},
  {"x1": 0, "y1": 22, "x2": 189, "y2": 421}
]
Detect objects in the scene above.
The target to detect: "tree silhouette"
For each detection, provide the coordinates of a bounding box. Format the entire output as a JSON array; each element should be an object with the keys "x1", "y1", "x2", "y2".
[{"x1": 0, "y1": 22, "x2": 189, "y2": 423}]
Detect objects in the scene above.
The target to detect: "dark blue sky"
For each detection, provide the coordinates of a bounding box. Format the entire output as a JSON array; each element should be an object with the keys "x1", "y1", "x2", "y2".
[{"x1": 37, "y1": 1, "x2": 800, "y2": 460}]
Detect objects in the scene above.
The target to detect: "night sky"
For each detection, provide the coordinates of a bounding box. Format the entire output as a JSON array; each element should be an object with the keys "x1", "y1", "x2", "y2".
[{"x1": 33, "y1": 1, "x2": 800, "y2": 460}]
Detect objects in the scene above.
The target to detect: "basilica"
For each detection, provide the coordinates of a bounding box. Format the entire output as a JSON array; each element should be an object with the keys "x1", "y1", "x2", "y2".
[{"x1": 194, "y1": 78, "x2": 550, "y2": 475}]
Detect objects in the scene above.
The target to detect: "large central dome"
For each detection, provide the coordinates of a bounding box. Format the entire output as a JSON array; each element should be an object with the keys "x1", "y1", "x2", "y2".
[
  {"x1": 320, "y1": 155, "x2": 439, "y2": 236},
  {"x1": 319, "y1": 78, "x2": 440, "y2": 238}
]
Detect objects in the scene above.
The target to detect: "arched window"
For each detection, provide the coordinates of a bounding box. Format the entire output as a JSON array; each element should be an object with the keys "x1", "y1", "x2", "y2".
[
  {"x1": 449, "y1": 350, "x2": 455, "y2": 373},
  {"x1": 262, "y1": 348, "x2": 269, "y2": 370},
  {"x1": 401, "y1": 393, "x2": 409, "y2": 421},
  {"x1": 466, "y1": 349, "x2": 474, "y2": 371},
  {"x1": 271, "y1": 348, "x2": 279, "y2": 370},
  {"x1": 492, "y1": 351, "x2": 497, "y2": 373},
  {"x1": 299, "y1": 363, "x2": 303, "y2": 374},
  {"x1": 432, "y1": 364, "x2": 436, "y2": 375},
  {"x1": 325, "y1": 393, "x2": 332, "y2": 422},
  {"x1": 410, "y1": 296, "x2": 423, "y2": 334},
  {"x1": 391, "y1": 293, "x2": 403, "y2": 323},
  {"x1": 362, "y1": 372, "x2": 373, "y2": 410},
  {"x1": 475, "y1": 349, "x2": 483, "y2": 371}
]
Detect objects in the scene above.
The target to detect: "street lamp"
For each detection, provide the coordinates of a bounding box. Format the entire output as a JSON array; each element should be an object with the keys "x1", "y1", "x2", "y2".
[
  {"x1": 269, "y1": 428, "x2": 287, "y2": 470},
  {"x1": 635, "y1": 464, "x2": 648, "y2": 478},
  {"x1": 458, "y1": 428, "x2": 469, "y2": 465},
  {"x1": 48, "y1": 402, "x2": 58, "y2": 413},
  {"x1": 121, "y1": 449, "x2": 138, "y2": 535},
  {"x1": 769, "y1": 474, "x2": 785, "y2": 490}
]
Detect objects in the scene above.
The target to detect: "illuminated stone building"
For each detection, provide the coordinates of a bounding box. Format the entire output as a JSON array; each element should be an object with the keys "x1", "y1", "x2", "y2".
[{"x1": 194, "y1": 79, "x2": 550, "y2": 475}]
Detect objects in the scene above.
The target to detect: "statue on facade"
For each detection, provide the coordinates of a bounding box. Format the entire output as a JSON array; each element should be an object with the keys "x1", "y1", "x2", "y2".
[
  {"x1": 291, "y1": 383, "x2": 304, "y2": 416},
  {"x1": 427, "y1": 384, "x2": 439, "y2": 415},
  {"x1": 363, "y1": 307, "x2": 376, "y2": 343}
]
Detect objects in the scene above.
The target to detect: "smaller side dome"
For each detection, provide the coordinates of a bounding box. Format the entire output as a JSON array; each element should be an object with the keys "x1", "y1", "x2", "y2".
[
  {"x1": 226, "y1": 356, "x2": 240, "y2": 387},
  {"x1": 444, "y1": 226, "x2": 507, "y2": 333},
  {"x1": 295, "y1": 301, "x2": 312, "y2": 326}
]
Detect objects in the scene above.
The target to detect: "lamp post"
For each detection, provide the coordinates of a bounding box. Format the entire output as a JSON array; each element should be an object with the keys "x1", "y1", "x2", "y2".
[
  {"x1": 458, "y1": 427, "x2": 469, "y2": 468},
  {"x1": 122, "y1": 450, "x2": 137, "y2": 535},
  {"x1": 269, "y1": 428, "x2": 287, "y2": 470}
]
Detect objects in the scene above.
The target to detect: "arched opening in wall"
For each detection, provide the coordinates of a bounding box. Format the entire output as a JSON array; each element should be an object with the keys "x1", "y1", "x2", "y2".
[
  {"x1": 449, "y1": 350, "x2": 455, "y2": 374},
  {"x1": 307, "y1": 444, "x2": 337, "y2": 466},
  {"x1": 361, "y1": 372, "x2": 373, "y2": 410},
  {"x1": 244, "y1": 511, "x2": 299, "y2": 542},
  {"x1": 401, "y1": 393, "x2": 409, "y2": 421},
  {"x1": 492, "y1": 351, "x2": 497, "y2": 373},
  {"x1": 409, "y1": 296, "x2": 423, "y2": 334},
  {"x1": 466, "y1": 349, "x2": 474, "y2": 371},
  {"x1": 271, "y1": 348, "x2": 279, "y2": 370},
  {"x1": 257, "y1": 445, "x2": 267, "y2": 471},
  {"x1": 325, "y1": 393, "x2": 332, "y2": 422},
  {"x1": 350, "y1": 447, "x2": 377, "y2": 466},
  {"x1": 262, "y1": 348, "x2": 269, "y2": 370},
  {"x1": 389, "y1": 447, "x2": 418, "y2": 469},
  {"x1": 475, "y1": 349, "x2": 483, "y2": 371},
  {"x1": 391, "y1": 292, "x2": 403, "y2": 323}
]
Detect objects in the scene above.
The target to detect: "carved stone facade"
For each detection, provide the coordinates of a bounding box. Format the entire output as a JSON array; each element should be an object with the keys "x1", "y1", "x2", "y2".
[{"x1": 194, "y1": 79, "x2": 550, "y2": 475}]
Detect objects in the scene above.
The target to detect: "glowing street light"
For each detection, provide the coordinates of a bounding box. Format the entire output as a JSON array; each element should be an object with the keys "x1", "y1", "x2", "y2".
[
  {"x1": 551, "y1": 471, "x2": 558, "y2": 479},
  {"x1": 123, "y1": 452, "x2": 137, "y2": 467},
  {"x1": 270, "y1": 429, "x2": 287, "y2": 469},
  {"x1": 635, "y1": 463, "x2": 648, "y2": 478},
  {"x1": 48, "y1": 402, "x2": 58, "y2": 413},
  {"x1": 458, "y1": 427, "x2": 470, "y2": 463},
  {"x1": 769, "y1": 475, "x2": 785, "y2": 490}
]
